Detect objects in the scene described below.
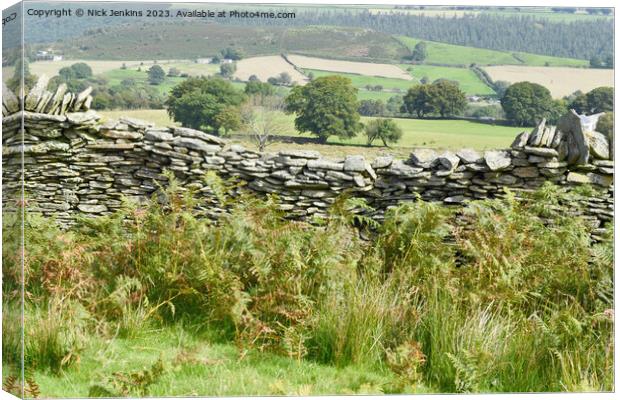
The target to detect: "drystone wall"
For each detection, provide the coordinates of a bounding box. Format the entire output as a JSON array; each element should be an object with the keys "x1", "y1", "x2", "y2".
[{"x1": 1, "y1": 79, "x2": 614, "y2": 239}]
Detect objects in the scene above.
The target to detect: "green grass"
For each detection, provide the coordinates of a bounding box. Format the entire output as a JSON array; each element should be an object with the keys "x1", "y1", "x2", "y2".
[
  {"x1": 303, "y1": 65, "x2": 494, "y2": 97},
  {"x1": 304, "y1": 68, "x2": 414, "y2": 91},
  {"x1": 7, "y1": 326, "x2": 408, "y2": 397},
  {"x1": 99, "y1": 109, "x2": 525, "y2": 151},
  {"x1": 103, "y1": 68, "x2": 186, "y2": 96},
  {"x1": 400, "y1": 64, "x2": 496, "y2": 95},
  {"x1": 395, "y1": 36, "x2": 589, "y2": 67}
]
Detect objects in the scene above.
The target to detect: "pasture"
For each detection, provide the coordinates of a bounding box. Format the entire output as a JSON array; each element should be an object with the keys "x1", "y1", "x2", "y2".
[
  {"x1": 288, "y1": 55, "x2": 412, "y2": 80},
  {"x1": 395, "y1": 36, "x2": 588, "y2": 67},
  {"x1": 234, "y1": 56, "x2": 307, "y2": 84},
  {"x1": 400, "y1": 64, "x2": 495, "y2": 95},
  {"x1": 482, "y1": 65, "x2": 614, "y2": 97},
  {"x1": 99, "y1": 109, "x2": 525, "y2": 156}
]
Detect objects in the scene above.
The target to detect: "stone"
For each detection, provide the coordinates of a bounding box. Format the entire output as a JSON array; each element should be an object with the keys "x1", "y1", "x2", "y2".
[
  {"x1": 100, "y1": 130, "x2": 143, "y2": 140},
  {"x1": 66, "y1": 110, "x2": 100, "y2": 124},
  {"x1": 144, "y1": 129, "x2": 174, "y2": 142},
  {"x1": 523, "y1": 146, "x2": 559, "y2": 158},
  {"x1": 344, "y1": 155, "x2": 366, "y2": 172},
  {"x1": 550, "y1": 128, "x2": 565, "y2": 149},
  {"x1": 386, "y1": 160, "x2": 424, "y2": 176},
  {"x1": 73, "y1": 86, "x2": 93, "y2": 111},
  {"x1": 77, "y1": 204, "x2": 108, "y2": 213},
  {"x1": 119, "y1": 116, "x2": 154, "y2": 130},
  {"x1": 2, "y1": 81, "x2": 19, "y2": 114},
  {"x1": 371, "y1": 156, "x2": 393, "y2": 169},
  {"x1": 173, "y1": 126, "x2": 225, "y2": 145},
  {"x1": 558, "y1": 110, "x2": 589, "y2": 165},
  {"x1": 566, "y1": 172, "x2": 613, "y2": 187},
  {"x1": 45, "y1": 83, "x2": 68, "y2": 114},
  {"x1": 307, "y1": 159, "x2": 344, "y2": 171},
  {"x1": 456, "y1": 148, "x2": 483, "y2": 164},
  {"x1": 586, "y1": 131, "x2": 610, "y2": 160},
  {"x1": 409, "y1": 148, "x2": 437, "y2": 168},
  {"x1": 511, "y1": 131, "x2": 529, "y2": 149},
  {"x1": 278, "y1": 149, "x2": 320, "y2": 159},
  {"x1": 484, "y1": 150, "x2": 511, "y2": 171},
  {"x1": 25, "y1": 75, "x2": 50, "y2": 111},
  {"x1": 173, "y1": 137, "x2": 221, "y2": 153},
  {"x1": 512, "y1": 167, "x2": 539, "y2": 178},
  {"x1": 527, "y1": 119, "x2": 546, "y2": 146},
  {"x1": 436, "y1": 151, "x2": 460, "y2": 170},
  {"x1": 540, "y1": 126, "x2": 556, "y2": 147}
]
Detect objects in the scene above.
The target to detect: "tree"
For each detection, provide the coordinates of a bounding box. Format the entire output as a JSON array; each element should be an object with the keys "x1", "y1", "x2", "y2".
[
  {"x1": 401, "y1": 81, "x2": 466, "y2": 118},
  {"x1": 147, "y1": 65, "x2": 166, "y2": 85},
  {"x1": 220, "y1": 47, "x2": 244, "y2": 60},
  {"x1": 493, "y1": 80, "x2": 511, "y2": 97},
  {"x1": 220, "y1": 62, "x2": 236, "y2": 78},
  {"x1": 585, "y1": 87, "x2": 614, "y2": 113},
  {"x1": 244, "y1": 80, "x2": 276, "y2": 97},
  {"x1": 429, "y1": 80, "x2": 467, "y2": 117},
  {"x1": 241, "y1": 95, "x2": 289, "y2": 151},
  {"x1": 386, "y1": 95, "x2": 404, "y2": 115},
  {"x1": 590, "y1": 56, "x2": 603, "y2": 68},
  {"x1": 358, "y1": 99, "x2": 386, "y2": 116},
  {"x1": 165, "y1": 77, "x2": 246, "y2": 133},
  {"x1": 365, "y1": 118, "x2": 403, "y2": 146},
  {"x1": 411, "y1": 41, "x2": 428, "y2": 62},
  {"x1": 501, "y1": 82, "x2": 554, "y2": 126},
  {"x1": 167, "y1": 67, "x2": 181, "y2": 77},
  {"x1": 6, "y1": 58, "x2": 38, "y2": 93},
  {"x1": 596, "y1": 112, "x2": 613, "y2": 139},
  {"x1": 213, "y1": 106, "x2": 242, "y2": 135},
  {"x1": 401, "y1": 84, "x2": 435, "y2": 117},
  {"x1": 569, "y1": 87, "x2": 613, "y2": 115},
  {"x1": 70, "y1": 63, "x2": 93, "y2": 79},
  {"x1": 284, "y1": 76, "x2": 362, "y2": 143}
]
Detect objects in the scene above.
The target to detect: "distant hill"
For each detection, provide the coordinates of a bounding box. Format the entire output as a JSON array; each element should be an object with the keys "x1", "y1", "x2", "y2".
[{"x1": 41, "y1": 22, "x2": 409, "y2": 62}]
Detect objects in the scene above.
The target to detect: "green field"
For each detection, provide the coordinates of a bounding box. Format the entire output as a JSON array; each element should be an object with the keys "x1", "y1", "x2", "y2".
[
  {"x1": 395, "y1": 36, "x2": 589, "y2": 67},
  {"x1": 99, "y1": 109, "x2": 525, "y2": 152},
  {"x1": 400, "y1": 65, "x2": 496, "y2": 95},
  {"x1": 303, "y1": 65, "x2": 494, "y2": 97}
]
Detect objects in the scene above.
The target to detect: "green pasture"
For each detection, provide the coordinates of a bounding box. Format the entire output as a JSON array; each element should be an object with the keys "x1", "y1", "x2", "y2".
[
  {"x1": 303, "y1": 65, "x2": 494, "y2": 97},
  {"x1": 395, "y1": 36, "x2": 589, "y2": 67},
  {"x1": 99, "y1": 109, "x2": 525, "y2": 151},
  {"x1": 399, "y1": 64, "x2": 496, "y2": 95}
]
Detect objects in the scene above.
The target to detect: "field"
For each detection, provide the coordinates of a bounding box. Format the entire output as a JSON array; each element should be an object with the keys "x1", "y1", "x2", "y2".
[
  {"x1": 303, "y1": 68, "x2": 413, "y2": 92},
  {"x1": 102, "y1": 68, "x2": 185, "y2": 96},
  {"x1": 400, "y1": 64, "x2": 496, "y2": 95},
  {"x1": 99, "y1": 109, "x2": 524, "y2": 156},
  {"x1": 395, "y1": 36, "x2": 589, "y2": 67},
  {"x1": 234, "y1": 56, "x2": 307, "y2": 84},
  {"x1": 483, "y1": 65, "x2": 614, "y2": 97},
  {"x1": 288, "y1": 55, "x2": 412, "y2": 80}
]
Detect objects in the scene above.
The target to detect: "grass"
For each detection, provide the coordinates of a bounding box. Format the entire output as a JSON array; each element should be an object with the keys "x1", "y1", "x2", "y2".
[
  {"x1": 99, "y1": 109, "x2": 525, "y2": 153},
  {"x1": 400, "y1": 64, "x2": 496, "y2": 95},
  {"x1": 304, "y1": 68, "x2": 414, "y2": 91},
  {"x1": 395, "y1": 36, "x2": 589, "y2": 67},
  {"x1": 8, "y1": 326, "x2": 404, "y2": 397}
]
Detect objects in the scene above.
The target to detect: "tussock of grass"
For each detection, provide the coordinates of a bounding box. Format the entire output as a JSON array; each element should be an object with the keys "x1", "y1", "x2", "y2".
[{"x1": 2, "y1": 176, "x2": 613, "y2": 395}]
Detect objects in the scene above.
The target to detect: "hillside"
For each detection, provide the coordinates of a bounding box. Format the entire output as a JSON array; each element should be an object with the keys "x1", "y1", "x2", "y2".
[{"x1": 46, "y1": 22, "x2": 409, "y2": 62}]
